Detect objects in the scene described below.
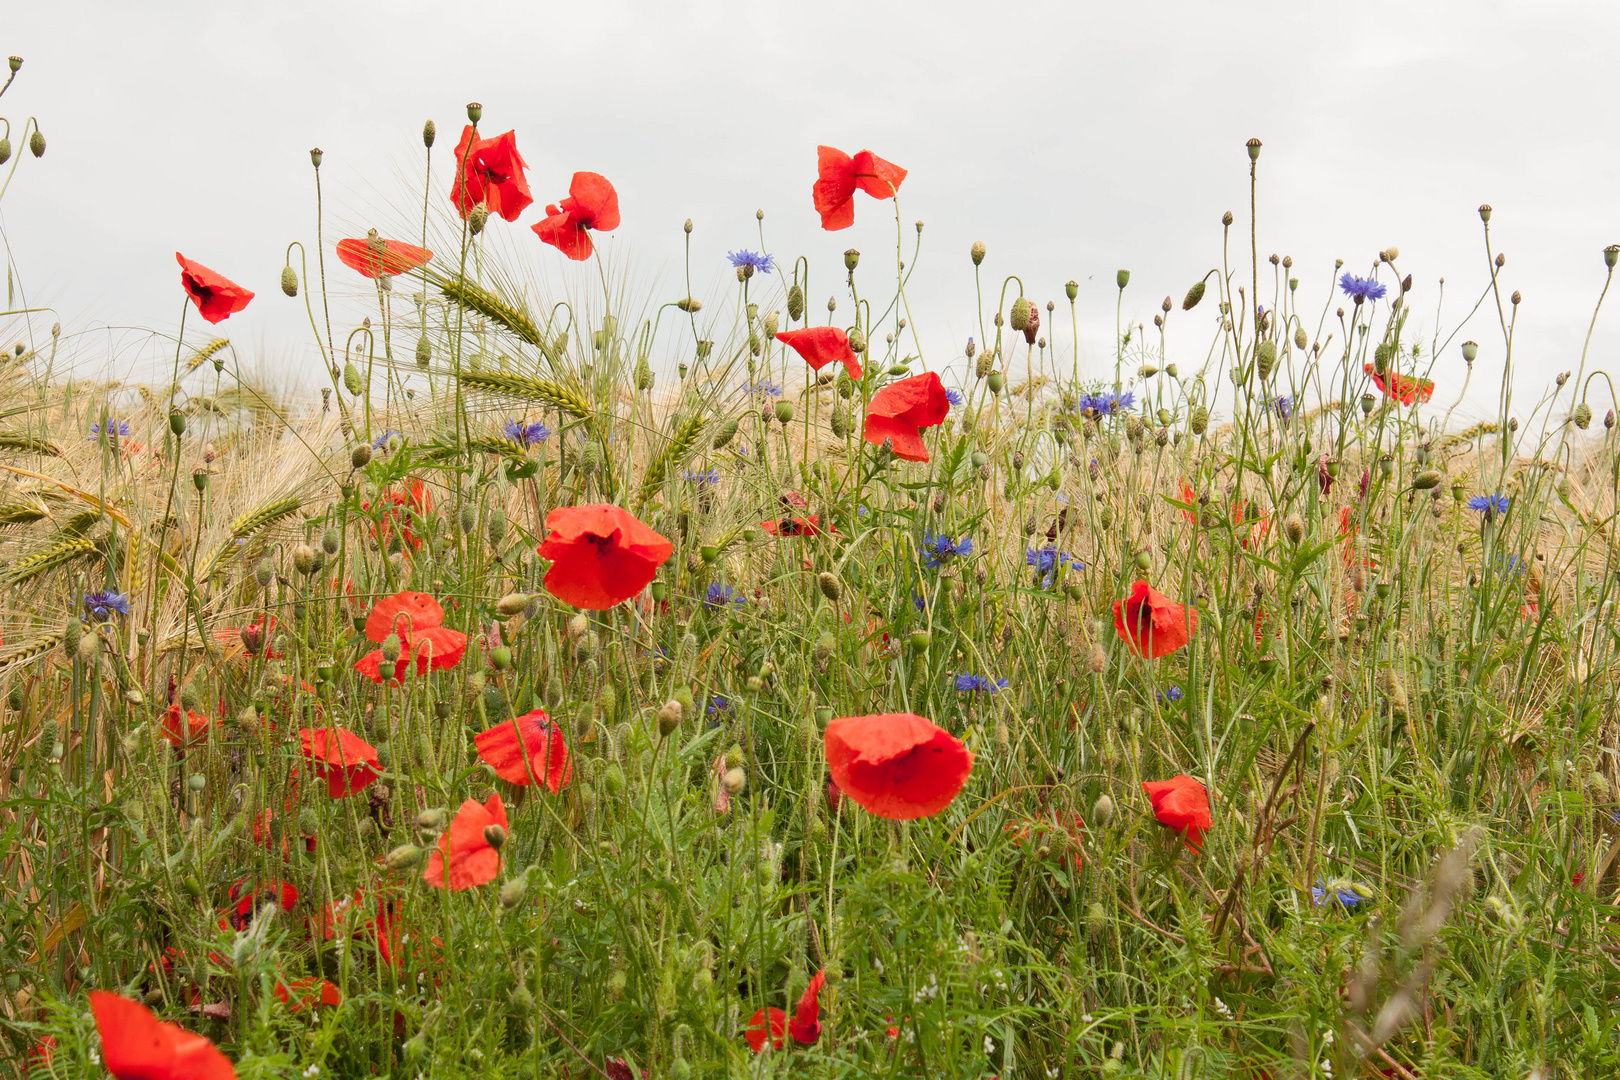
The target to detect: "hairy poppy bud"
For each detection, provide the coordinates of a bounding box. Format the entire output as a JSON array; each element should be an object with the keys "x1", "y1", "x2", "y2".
[
  {"x1": 1181, "y1": 279, "x2": 1207, "y2": 311},
  {"x1": 381, "y1": 634, "x2": 403, "y2": 663},
  {"x1": 417, "y1": 807, "x2": 447, "y2": 832},
  {"x1": 1191, "y1": 406, "x2": 1209, "y2": 435},
  {"x1": 657, "y1": 699, "x2": 684, "y2": 737},
  {"x1": 1009, "y1": 297, "x2": 1031, "y2": 332},
  {"x1": 280, "y1": 265, "x2": 298, "y2": 297},
  {"x1": 1495, "y1": 252, "x2": 1506, "y2": 268},
  {"x1": 1413, "y1": 470, "x2": 1443, "y2": 490},
  {"x1": 483, "y1": 823, "x2": 507, "y2": 850},
  {"x1": 499, "y1": 874, "x2": 528, "y2": 908},
  {"x1": 971, "y1": 240, "x2": 986, "y2": 266},
  {"x1": 1116, "y1": 269, "x2": 1130, "y2": 289},
  {"x1": 421, "y1": 118, "x2": 436, "y2": 148},
  {"x1": 29, "y1": 130, "x2": 45, "y2": 158},
  {"x1": 487, "y1": 506, "x2": 506, "y2": 545},
  {"x1": 1222, "y1": 210, "x2": 1234, "y2": 226},
  {"x1": 1511, "y1": 289, "x2": 1521, "y2": 305},
  {"x1": 350, "y1": 443, "x2": 372, "y2": 469},
  {"x1": 1255, "y1": 341, "x2": 1276, "y2": 380},
  {"x1": 1574, "y1": 402, "x2": 1593, "y2": 429},
  {"x1": 414, "y1": 335, "x2": 431, "y2": 368},
  {"x1": 342, "y1": 362, "x2": 364, "y2": 397},
  {"x1": 495, "y1": 593, "x2": 529, "y2": 617},
  {"x1": 292, "y1": 544, "x2": 319, "y2": 575},
  {"x1": 468, "y1": 205, "x2": 489, "y2": 236},
  {"x1": 321, "y1": 527, "x2": 340, "y2": 555},
  {"x1": 847, "y1": 327, "x2": 866, "y2": 354},
  {"x1": 1295, "y1": 327, "x2": 1308, "y2": 350},
  {"x1": 722, "y1": 766, "x2": 747, "y2": 796},
  {"x1": 1092, "y1": 792, "x2": 1115, "y2": 824},
  {"x1": 255, "y1": 559, "x2": 274, "y2": 589},
  {"x1": 0, "y1": 139, "x2": 9, "y2": 166},
  {"x1": 1087, "y1": 642, "x2": 1106, "y2": 673},
  {"x1": 1283, "y1": 513, "x2": 1305, "y2": 544},
  {"x1": 385, "y1": 843, "x2": 423, "y2": 870}
]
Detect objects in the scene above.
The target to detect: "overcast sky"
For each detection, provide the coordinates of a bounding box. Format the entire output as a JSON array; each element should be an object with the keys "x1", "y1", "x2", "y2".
[{"x1": 4, "y1": 0, "x2": 1617, "y2": 425}]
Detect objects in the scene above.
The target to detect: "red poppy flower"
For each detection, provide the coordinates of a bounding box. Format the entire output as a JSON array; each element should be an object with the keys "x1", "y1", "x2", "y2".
[
  {"x1": 299, "y1": 727, "x2": 381, "y2": 798},
  {"x1": 1365, "y1": 363, "x2": 1434, "y2": 406},
  {"x1": 1112, "y1": 581, "x2": 1197, "y2": 659},
  {"x1": 423, "y1": 793, "x2": 507, "y2": 890},
  {"x1": 224, "y1": 879, "x2": 297, "y2": 931},
  {"x1": 812, "y1": 145, "x2": 907, "y2": 231},
  {"x1": 537, "y1": 504, "x2": 673, "y2": 610},
  {"x1": 788, "y1": 969, "x2": 826, "y2": 1045},
  {"x1": 744, "y1": 1007, "x2": 787, "y2": 1053},
  {"x1": 31, "y1": 1035, "x2": 55, "y2": 1067},
  {"x1": 273, "y1": 978, "x2": 342, "y2": 1011},
  {"x1": 532, "y1": 172, "x2": 620, "y2": 261},
  {"x1": 450, "y1": 126, "x2": 533, "y2": 222},
  {"x1": 215, "y1": 614, "x2": 283, "y2": 659},
  {"x1": 760, "y1": 515, "x2": 828, "y2": 537},
  {"x1": 824, "y1": 712, "x2": 974, "y2": 820},
  {"x1": 176, "y1": 254, "x2": 254, "y2": 325},
  {"x1": 355, "y1": 590, "x2": 468, "y2": 683},
  {"x1": 160, "y1": 705, "x2": 211, "y2": 748},
  {"x1": 475, "y1": 708, "x2": 573, "y2": 792},
  {"x1": 1142, "y1": 774, "x2": 1213, "y2": 851},
  {"x1": 90, "y1": 991, "x2": 236, "y2": 1080},
  {"x1": 1178, "y1": 479, "x2": 1198, "y2": 524},
  {"x1": 863, "y1": 372, "x2": 950, "y2": 462},
  {"x1": 365, "y1": 478, "x2": 433, "y2": 553},
  {"x1": 774, "y1": 325, "x2": 863, "y2": 380},
  {"x1": 1003, "y1": 809, "x2": 1086, "y2": 871},
  {"x1": 335, "y1": 235, "x2": 433, "y2": 279}
]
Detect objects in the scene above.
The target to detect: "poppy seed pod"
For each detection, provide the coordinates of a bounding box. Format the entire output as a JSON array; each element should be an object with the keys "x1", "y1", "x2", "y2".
[
  {"x1": 774, "y1": 400, "x2": 794, "y2": 424},
  {"x1": 192, "y1": 468, "x2": 209, "y2": 492},
  {"x1": 280, "y1": 265, "x2": 298, "y2": 297},
  {"x1": 986, "y1": 373, "x2": 1004, "y2": 394},
  {"x1": 1479, "y1": 203, "x2": 1492, "y2": 222},
  {"x1": 1606, "y1": 245, "x2": 1620, "y2": 270},
  {"x1": 1116, "y1": 269, "x2": 1130, "y2": 289},
  {"x1": 466, "y1": 102, "x2": 483, "y2": 123},
  {"x1": 1461, "y1": 340, "x2": 1478, "y2": 363},
  {"x1": 309, "y1": 147, "x2": 323, "y2": 168},
  {"x1": 168, "y1": 410, "x2": 186, "y2": 437},
  {"x1": 1064, "y1": 279, "x2": 1079, "y2": 301},
  {"x1": 844, "y1": 248, "x2": 860, "y2": 271},
  {"x1": 1246, "y1": 137, "x2": 1262, "y2": 160}
]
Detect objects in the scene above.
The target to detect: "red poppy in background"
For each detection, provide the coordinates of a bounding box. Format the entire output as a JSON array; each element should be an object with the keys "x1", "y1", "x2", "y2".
[
  {"x1": 423, "y1": 794, "x2": 507, "y2": 891},
  {"x1": 365, "y1": 477, "x2": 433, "y2": 553},
  {"x1": 90, "y1": 991, "x2": 236, "y2": 1080},
  {"x1": 160, "y1": 705, "x2": 211, "y2": 748},
  {"x1": 1113, "y1": 581, "x2": 1197, "y2": 659},
  {"x1": 812, "y1": 146, "x2": 907, "y2": 231},
  {"x1": 355, "y1": 590, "x2": 468, "y2": 683},
  {"x1": 176, "y1": 254, "x2": 254, "y2": 325},
  {"x1": 475, "y1": 708, "x2": 572, "y2": 793},
  {"x1": 788, "y1": 969, "x2": 826, "y2": 1044},
  {"x1": 775, "y1": 325, "x2": 863, "y2": 380},
  {"x1": 273, "y1": 978, "x2": 342, "y2": 1012},
  {"x1": 224, "y1": 879, "x2": 298, "y2": 932},
  {"x1": 215, "y1": 614, "x2": 283, "y2": 659},
  {"x1": 533, "y1": 172, "x2": 620, "y2": 261},
  {"x1": 760, "y1": 515, "x2": 828, "y2": 537},
  {"x1": 538, "y1": 503, "x2": 673, "y2": 610},
  {"x1": 1142, "y1": 774, "x2": 1213, "y2": 851},
  {"x1": 1004, "y1": 808, "x2": 1086, "y2": 872},
  {"x1": 299, "y1": 727, "x2": 382, "y2": 798},
  {"x1": 864, "y1": 372, "x2": 950, "y2": 462},
  {"x1": 824, "y1": 712, "x2": 973, "y2": 820},
  {"x1": 1365, "y1": 363, "x2": 1434, "y2": 405},
  {"x1": 744, "y1": 1006, "x2": 787, "y2": 1053},
  {"x1": 336, "y1": 235, "x2": 434, "y2": 278},
  {"x1": 450, "y1": 126, "x2": 533, "y2": 222},
  {"x1": 1178, "y1": 479, "x2": 1198, "y2": 524}
]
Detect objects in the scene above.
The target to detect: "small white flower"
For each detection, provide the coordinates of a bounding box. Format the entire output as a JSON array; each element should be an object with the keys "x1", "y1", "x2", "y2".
[
  {"x1": 1082, "y1": 1013, "x2": 1094, "y2": 1024},
  {"x1": 984, "y1": 1036, "x2": 995, "y2": 1055},
  {"x1": 303, "y1": 1065, "x2": 321, "y2": 1078}
]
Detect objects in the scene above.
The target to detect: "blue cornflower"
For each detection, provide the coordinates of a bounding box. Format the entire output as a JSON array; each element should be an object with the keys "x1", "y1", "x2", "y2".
[
  {"x1": 955, "y1": 674, "x2": 1008, "y2": 694},
  {"x1": 1080, "y1": 390, "x2": 1135, "y2": 416},
  {"x1": 1026, "y1": 546, "x2": 1082, "y2": 587},
  {"x1": 704, "y1": 583, "x2": 745, "y2": 610},
  {"x1": 1311, "y1": 880, "x2": 1367, "y2": 909},
  {"x1": 707, "y1": 694, "x2": 732, "y2": 718},
  {"x1": 912, "y1": 592, "x2": 928, "y2": 613},
  {"x1": 83, "y1": 590, "x2": 131, "y2": 621},
  {"x1": 372, "y1": 429, "x2": 405, "y2": 450},
  {"x1": 742, "y1": 380, "x2": 783, "y2": 397},
  {"x1": 1467, "y1": 494, "x2": 1511, "y2": 515},
  {"x1": 726, "y1": 250, "x2": 775, "y2": 275},
  {"x1": 922, "y1": 532, "x2": 974, "y2": 570},
  {"x1": 88, "y1": 420, "x2": 131, "y2": 440},
  {"x1": 683, "y1": 467, "x2": 722, "y2": 485},
  {"x1": 1273, "y1": 396, "x2": 1292, "y2": 420},
  {"x1": 1159, "y1": 685, "x2": 1184, "y2": 702},
  {"x1": 1339, "y1": 273, "x2": 1388, "y2": 303},
  {"x1": 945, "y1": 388, "x2": 964, "y2": 408},
  {"x1": 502, "y1": 419, "x2": 550, "y2": 447}
]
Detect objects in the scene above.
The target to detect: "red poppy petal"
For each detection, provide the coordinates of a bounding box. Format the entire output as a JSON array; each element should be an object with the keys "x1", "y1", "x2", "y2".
[
  {"x1": 568, "y1": 171, "x2": 620, "y2": 231},
  {"x1": 851, "y1": 150, "x2": 907, "y2": 200},
  {"x1": 475, "y1": 710, "x2": 572, "y2": 791},
  {"x1": 365, "y1": 590, "x2": 445, "y2": 643},
  {"x1": 176, "y1": 253, "x2": 255, "y2": 325},
  {"x1": 824, "y1": 713, "x2": 973, "y2": 820},
  {"x1": 336, "y1": 238, "x2": 434, "y2": 278},
  {"x1": 411, "y1": 626, "x2": 467, "y2": 673},
  {"x1": 813, "y1": 146, "x2": 857, "y2": 229},
  {"x1": 533, "y1": 212, "x2": 593, "y2": 260}
]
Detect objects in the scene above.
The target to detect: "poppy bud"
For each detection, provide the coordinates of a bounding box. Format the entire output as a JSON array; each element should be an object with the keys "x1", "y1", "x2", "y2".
[
  {"x1": 1087, "y1": 902, "x2": 1109, "y2": 940},
  {"x1": 1255, "y1": 341, "x2": 1276, "y2": 380},
  {"x1": 1495, "y1": 252, "x2": 1506, "y2": 268},
  {"x1": 1116, "y1": 269, "x2": 1130, "y2": 289},
  {"x1": 417, "y1": 118, "x2": 435, "y2": 148},
  {"x1": 342, "y1": 362, "x2": 364, "y2": 397},
  {"x1": 657, "y1": 699, "x2": 684, "y2": 737},
  {"x1": 711, "y1": 418, "x2": 739, "y2": 449},
  {"x1": 0, "y1": 138, "x2": 9, "y2": 166},
  {"x1": 255, "y1": 559, "x2": 274, "y2": 589},
  {"x1": 320, "y1": 527, "x2": 341, "y2": 556},
  {"x1": 1283, "y1": 513, "x2": 1305, "y2": 545},
  {"x1": 1461, "y1": 340, "x2": 1478, "y2": 363},
  {"x1": 1092, "y1": 792, "x2": 1115, "y2": 824},
  {"x1": 496, "y1": 593, "x2": 529, "y2": 617},
  {"x1": 1009, "y1": 297, "x2": 1031, "y2": 332},
  {"x1": 817, "y1": 571, "x2": 842, "y2": 602},
  {"x1": 279, "y1": 264, "x2": 299, "y2": 297},
  {"x1": 416, "y1": 808, "x2": 447, "y2": 833},
  {"x1": 1511, "y1": 289, "x2": 1521, "y2": 306},
  {"x1": 848, "y1": 328, "x2": 866, "y2": 353},
  {"x1": 414, "y1": 335, "x2": 432, "y2": 368},
  {"x1": 1191, "y1": 406, "x2": 1209, "y2": 434},
  {"x1": 722, "y1": 766, "x2": 747, "y2": 796},
  {"x1": 844, "y1": 248, "x2": 860, "y2": 271},
  {"x1": 28, "y1": 129, "x2": 45, "y2": 158},
  {"x1": 1574, "y1": 402, "x2": 1593, "y2": 429},
  {"x1": 483, "y1": 823, "x2": 507, "y2": 850},
  {"x1": 292, "y1": 544, "x2": 320, "y2": 575},
  {"x1": 381, "y1": 634, "x2": 403, "y2": 663},
  {"x1": 1412, "y1": 470, "x2": 1443, "y2": 491},
  {"x1": 971, "y1": 240, "x2": 986, "y2": 265},
  {"x1": 350, "y1": 443, "x2": 372, "y2": 469},
  {"x1": 500, "y1": 874, "x2": 528, "y2": 908},
  {"x1": 469, "y1": 205, "x2": 489, "y2": 235},
  {"x1": 487, "y1": 506, "x2": 507, "y2": 545},
  {"x1": 1222, "y1": 210, "x2": 1234, "y2": 226},
  {"x1": 310, "y1": 147, "x2": 323, "y2": 168},
  {"x1": 829, "y1": 409, "x2": 849, "y2": 438},
  {"x1": 1294, "y1": 327, "x2": 1308, "y2": 351}
]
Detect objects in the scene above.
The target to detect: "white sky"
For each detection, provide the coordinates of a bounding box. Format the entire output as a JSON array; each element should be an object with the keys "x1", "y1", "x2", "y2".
[{"x1": 4, "y1": 0, "x2": 1618, "y2": 426}]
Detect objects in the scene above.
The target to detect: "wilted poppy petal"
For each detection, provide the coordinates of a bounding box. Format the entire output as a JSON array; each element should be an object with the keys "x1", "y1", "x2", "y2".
[{"x1": 825, "y1": 712, "x2": 973, "y2": 820}]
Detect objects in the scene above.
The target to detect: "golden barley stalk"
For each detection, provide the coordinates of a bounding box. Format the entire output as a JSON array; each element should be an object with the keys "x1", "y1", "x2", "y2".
[
  {"x1": 638, "y1": 413, "x2": 706, "y2": 509},
  {"x1": 0, "y1": 433, "x2": 63, "y2": 457},
  {"x1": 4, "y1": 536, "x2": 98, "y2": 587},
  {"x1": 437, "y1": 278, "x2": 542, "y2": 346},
  {"x1": 184, "y1": 338, "x2": 230, "y2": 373},
  {"x1": 229, "y1": 494, "x2": 302, "y2": 539},
  {"x1": 0, "y1": 502, "x2": 48, "y2": 527},
  {"x1": 459, "y1": 370, "x2": 592, "y2": 419},
  {"x1": 0, "y1": 629, "x2": 66, "y2": 669}
]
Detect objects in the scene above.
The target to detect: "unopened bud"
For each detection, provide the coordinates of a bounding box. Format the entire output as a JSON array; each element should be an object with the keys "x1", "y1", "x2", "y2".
[
  {"x1": 1092, "y1": 793, "x2": 1115, "y2": 825},
  {"x1": 483, "y1": 824, "x2": 507, "y2": 850},
  {"x1": 970, "y1": 240, "x2": 986, "y2": 266},
  {"x1": 722, "y1": 767, "x2": 747, "y2": 796},
  {"x1": 422, "y1": 119, "x2": 436, "y2": 148},
  {"x1": 657, "y1": 699, "x2": 684, "y2": 737},
  {"x1": 280, "y1": 265, "x2": 298, "y2": 297}
]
